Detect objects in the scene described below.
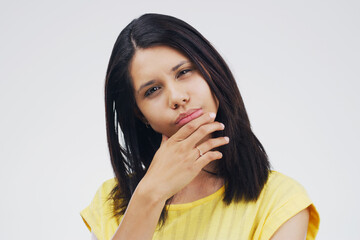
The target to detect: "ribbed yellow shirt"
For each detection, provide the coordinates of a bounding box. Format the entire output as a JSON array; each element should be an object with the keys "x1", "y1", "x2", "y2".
[{"x1": 81, "y1": 171, "x2": 320, "y2": 240}]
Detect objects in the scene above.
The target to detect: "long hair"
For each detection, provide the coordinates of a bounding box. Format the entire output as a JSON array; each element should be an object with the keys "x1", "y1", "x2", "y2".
[{"x1": 104, "y1": 13, "x2": 271, "y2": 227}]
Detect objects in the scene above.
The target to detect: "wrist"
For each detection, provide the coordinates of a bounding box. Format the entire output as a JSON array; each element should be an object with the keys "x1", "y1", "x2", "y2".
[{"x1": 136, "y1": 179, "x2": 167, "y2": 206}]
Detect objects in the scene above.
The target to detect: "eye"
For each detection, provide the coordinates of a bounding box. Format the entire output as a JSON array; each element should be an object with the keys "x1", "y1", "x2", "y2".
[
  {"x1": 177, "y1": 69, "x2": 192, "y2": 78},
  {"x1": 144, "y1": 86, "x2": 161, "y2": 97}
]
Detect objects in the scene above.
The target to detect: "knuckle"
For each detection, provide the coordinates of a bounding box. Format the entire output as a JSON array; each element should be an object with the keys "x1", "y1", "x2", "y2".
[
  {"x1": 206, "y1": 138, "x2": 222, "y2": 149},
  {"x1": 206, "y1": 151, "x2": 222, "y2": 159},
  {"x1": 210, "y1": 151, "x2": 219, "y2": 158},
  {"x1": 199, "y1": 125, "x2": 208, "y2": 135},
  {"x1": 206, "y1": 151, "x2": 216, "y2": 159},
  {"x1": 187, "y1": 122, "x2": 196, "y2": 131},
  {"x1": 206, "y1": 139, "x2": 217, "y2": 148},
  {"x1": 215, "y1": 138, "x2": 224, "y2": 145}
]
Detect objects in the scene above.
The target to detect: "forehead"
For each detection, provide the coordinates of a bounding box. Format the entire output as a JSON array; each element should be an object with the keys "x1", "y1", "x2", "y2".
[{"x1": 129, "y1": 46, "x2": 190, "y2": 86}]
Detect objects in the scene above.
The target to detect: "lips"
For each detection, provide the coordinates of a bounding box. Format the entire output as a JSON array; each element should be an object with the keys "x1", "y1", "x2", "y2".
[{"x1": 175, "y1": 108, "x2": 203, "y2": 126}]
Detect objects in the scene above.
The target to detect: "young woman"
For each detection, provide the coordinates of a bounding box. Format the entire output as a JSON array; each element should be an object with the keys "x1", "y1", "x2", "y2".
[{"x1": 81, "y1": 13, "x2": 320, "y2": 240}]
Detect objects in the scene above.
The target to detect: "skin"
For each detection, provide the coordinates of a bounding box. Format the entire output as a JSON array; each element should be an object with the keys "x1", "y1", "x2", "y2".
[
  {"x1": 270, "y1": 207, "x2": 310, "y2": 240},
  {"x1": 108, "y1": 45, "x2": 309, "y2": 240},
  {"x1": 130, "y1": 45, "x2": 219, "y2": 139},
  {"x1": 130, "y1": 45, "x2": 227, "y2": 203}
]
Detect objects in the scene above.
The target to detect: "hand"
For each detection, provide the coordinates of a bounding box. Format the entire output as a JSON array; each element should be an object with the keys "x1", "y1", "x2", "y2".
[{"x1": 139, "y1": 112, "x2": 229, "y2": 202}]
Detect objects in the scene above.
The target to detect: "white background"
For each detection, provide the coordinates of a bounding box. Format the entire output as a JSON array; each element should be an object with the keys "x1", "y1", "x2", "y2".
[{"x1": 0, "y1": 0, "x2": 359, "y2": 239}]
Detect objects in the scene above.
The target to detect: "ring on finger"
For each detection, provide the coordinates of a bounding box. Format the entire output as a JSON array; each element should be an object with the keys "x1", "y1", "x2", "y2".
[{"x1": 196, "y1": 146, "x2": 203, "y2": 157}]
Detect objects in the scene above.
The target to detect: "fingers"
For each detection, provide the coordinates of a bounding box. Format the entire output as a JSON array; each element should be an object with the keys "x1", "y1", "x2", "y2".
[
  {"x1": 193, "y1": 136, "x2": 229, "y2": 172},
  {"x1": 171, "y1": 112, "x2": 216, "y2": 142},
  {"x1": 186, "y1": 121, "x2": 225, "y2": 147},
  {"x1": 193, "y1": 150, "x2": 223, "y2": 171},
  {"x1": 196, "y1": 136, "x2": 230, "y2": 156},
  {"x1": 194, "y1": 137, "x2": 229, "y2": 171}
]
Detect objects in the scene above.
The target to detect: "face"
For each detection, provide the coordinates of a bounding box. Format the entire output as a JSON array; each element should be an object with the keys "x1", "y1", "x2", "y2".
[{"x1": 129, "y1": 45, "x2": 219, "y2": 138}]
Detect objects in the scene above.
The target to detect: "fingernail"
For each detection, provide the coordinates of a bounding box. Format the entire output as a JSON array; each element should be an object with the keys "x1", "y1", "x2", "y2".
[
  {"x1": 209, "y1": 112, "x2": 216, "y2": 118},
  {"x1": 220, "y1": 123, "x2": 225, "y2": 129},
  {"x1": 224, "y1": 136, "x2": 229, "y2": 142}
]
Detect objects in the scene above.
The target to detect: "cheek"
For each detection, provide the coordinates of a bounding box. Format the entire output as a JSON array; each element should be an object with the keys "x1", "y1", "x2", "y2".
[
  {"x1": 137, "y1": 102, "x2": 168, "y2": 130},
  {"x1": 213, "y1": 93, "x2": 219, "y2": 109},
  {"x1": 194, "y1": 80, "x2": 219, "y2": 109}
]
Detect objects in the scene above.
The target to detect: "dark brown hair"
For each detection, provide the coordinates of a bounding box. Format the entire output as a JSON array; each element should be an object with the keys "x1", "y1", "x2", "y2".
[{"x1": 104, "y1": 13, "x2": 271, "y2": 227}]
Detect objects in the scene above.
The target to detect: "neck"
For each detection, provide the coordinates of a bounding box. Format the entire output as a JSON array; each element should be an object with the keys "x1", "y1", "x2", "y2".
[
  {"x1": 169, "y1": 161, "x2": 224, "y2": 204},
  {"x1": 201, "y1": 159, "x2": 219, "y2": 175}
]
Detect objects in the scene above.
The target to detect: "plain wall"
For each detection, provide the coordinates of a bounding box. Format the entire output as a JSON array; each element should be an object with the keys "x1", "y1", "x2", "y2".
[{"x1": 0, "y1": 0, "x2": 359, "y2": 239}]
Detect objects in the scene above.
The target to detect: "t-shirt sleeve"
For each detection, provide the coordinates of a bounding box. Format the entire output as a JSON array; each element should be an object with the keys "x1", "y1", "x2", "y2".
[
  {"x1": 258, "y1": 171, "x2": 320, "y2": 240},
  {"x1": 80, "y1": 178, "x2": 119, "y2": 240}
]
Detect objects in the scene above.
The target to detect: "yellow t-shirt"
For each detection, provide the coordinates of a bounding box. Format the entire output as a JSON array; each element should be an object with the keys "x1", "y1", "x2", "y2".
[{"x1": 80, "y1": 171, "x2": 320, "y2": 240}]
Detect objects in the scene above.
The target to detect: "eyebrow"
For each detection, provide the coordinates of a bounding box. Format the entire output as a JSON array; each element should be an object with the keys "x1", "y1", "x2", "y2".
[
  {"x1": 136, "y1": 60, "x2": 190, "y2": 94},
  {"x1": 171, "y1": 60, "x2": 189, "y2": 72}
]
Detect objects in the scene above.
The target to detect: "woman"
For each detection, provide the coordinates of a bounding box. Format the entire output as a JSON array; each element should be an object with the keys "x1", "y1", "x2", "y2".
[{"x1": 81, "y1": 13, "x2": 320, "y2": 240}]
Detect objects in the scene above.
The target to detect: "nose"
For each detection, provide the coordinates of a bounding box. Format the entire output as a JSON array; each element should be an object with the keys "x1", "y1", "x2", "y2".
[{"x1": 167, "y1": 84, "x2": 189, "y2": 109}]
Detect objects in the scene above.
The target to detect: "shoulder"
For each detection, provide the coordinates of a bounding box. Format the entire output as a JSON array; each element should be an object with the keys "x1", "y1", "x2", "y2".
[
  {"x1": 96, "y1": 178, "x2": 118, "y2": 196},
  {"x1": 262, "y1": 171, "x2": 308, "y2": 198},
  {"x1": 88, "y1": 178, "x2": 118, "y2": 210},
  {"x1": 80, "y1": 178, "x2": 119, "y2": 240},
  {"x1": 259, "y1": 170, "x2": 313, "y2": 218},
  {"x1": 255, "y1": 171, "x2": 320, "y2": 240},
  {"x1": 85, "y1": 177, "x2": 117, "y2": 212}
]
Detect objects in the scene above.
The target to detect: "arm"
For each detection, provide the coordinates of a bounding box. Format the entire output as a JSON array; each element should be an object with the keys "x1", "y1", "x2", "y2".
[
  {"x1": 110, "y1": 182, "x2": 166, "y2": 240},
  {"x1": 270, "y1": 207, "x2": 310, "y2": 240},
  {"x1": 110, "y1": 112, "x2": 228, "y2": 240}
]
